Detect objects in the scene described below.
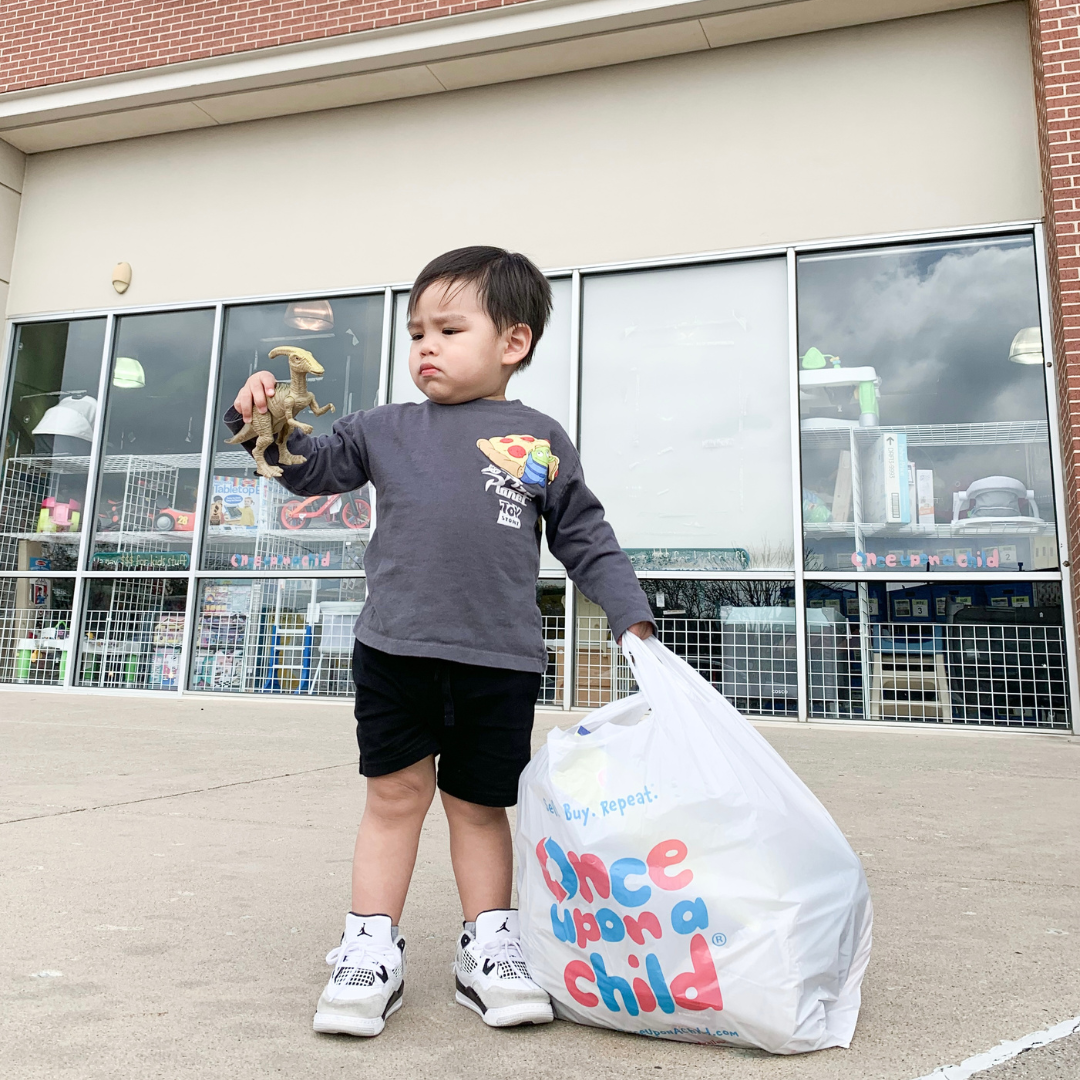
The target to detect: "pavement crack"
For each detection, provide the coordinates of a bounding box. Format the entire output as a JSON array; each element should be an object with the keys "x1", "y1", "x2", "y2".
[{"x1": 0, "y1": 762, "x2": 356, "y2": 826}]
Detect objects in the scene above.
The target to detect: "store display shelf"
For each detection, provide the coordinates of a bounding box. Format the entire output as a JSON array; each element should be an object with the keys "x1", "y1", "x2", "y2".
[
  {"x1": 260, "y1": 528, "x2": 370, "y2": 542},
  {"x1": 211, "y1": 452, "x2": 262, "y2": 470},
  {"x1": 3, "y1": 531, "x2": 82, "y2": 543},
  {"x1": 801, "y1": 420, "x2": 1049, "y2": 448},
  {"x1": 805, "y1": 523, "x2": 857, "y2": 536},
  {"x1": 4, "y1": 452, "x2": 212, "y2": 472},
  {"x1": 806, "y1": 521, "x2": 1057, "y2": 539},
  {"x1": 101, "y1": 452, "x2": 205, "y2": 471},
  {"x1": 867, "y1": 521, "x2": 1055, "y2": 538}
]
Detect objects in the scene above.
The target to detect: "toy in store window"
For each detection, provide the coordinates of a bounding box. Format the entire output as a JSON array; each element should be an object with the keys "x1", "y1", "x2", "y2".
[
  {"x1": 225, "y1": 346, "x2": 335, "y2": 478},
  {"x1": 96, "y1": 498, "x2": 122, "y2": 531},
  {"x1": 154, "y1": 505, "x2": 196, "y2": 532},
  {"x1": 280, "y1": 492, "x2": 371, "y2": 530},
  {"x1": 36, "y1": 496, "x2": 81, "y2": 533},
  {"x1": 951, "y1": 476, "x2": 1043, "y2": 525},
  {"x1": 802, "y1": 488, "x2": 832, "y2": 523},
  {"x1": 153, "y1": 614, "x2": 186, "y2": 647},
  {"x1": 799, "y1": 347, "x2": 881, "y2": 428}
]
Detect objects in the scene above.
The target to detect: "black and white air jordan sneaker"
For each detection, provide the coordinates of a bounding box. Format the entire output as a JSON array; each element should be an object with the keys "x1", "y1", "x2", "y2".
[
  {"x1": 314, "y1": 913, "x2": 405, "y2": 1037},
  {"x1": 453, "y1": 909, "x2": 553, "y2": 1027}
]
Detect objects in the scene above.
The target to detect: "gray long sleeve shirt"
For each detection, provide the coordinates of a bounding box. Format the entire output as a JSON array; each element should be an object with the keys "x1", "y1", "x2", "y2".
[{"x1": 225, "y1": 397, "x2": 654, "y2": 673}]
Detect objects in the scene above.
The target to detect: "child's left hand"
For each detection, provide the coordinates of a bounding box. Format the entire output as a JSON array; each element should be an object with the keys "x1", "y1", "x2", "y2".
[{"x1": 621, "y1": 621, "x2": 654, "y2": 643}]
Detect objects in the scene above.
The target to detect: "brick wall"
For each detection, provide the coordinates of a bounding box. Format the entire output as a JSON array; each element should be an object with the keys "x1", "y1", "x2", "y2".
[
  {"x1": 0, "y1": 0, "x2": 535, "y2": 95},
  {"x1": 1030, "y1": 1, "x2": 1080, "y2": 653}
]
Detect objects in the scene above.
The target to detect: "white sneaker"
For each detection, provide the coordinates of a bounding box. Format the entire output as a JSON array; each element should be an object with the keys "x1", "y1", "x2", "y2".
[
  {"x1": 313, "y1": 913, "x2": 405, "y2": 1037},
  {"x1": 454, "y1": 909, "x2": 554, "y2": 1027}
]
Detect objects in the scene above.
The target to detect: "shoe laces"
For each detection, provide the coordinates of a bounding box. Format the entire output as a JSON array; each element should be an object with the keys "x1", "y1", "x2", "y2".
[
  {"x1": 478, "y1": 935, "x2": 528, "y2": 971},
  {"x1": 326, "y1": 939, "x2": 398, "y2": 972}
]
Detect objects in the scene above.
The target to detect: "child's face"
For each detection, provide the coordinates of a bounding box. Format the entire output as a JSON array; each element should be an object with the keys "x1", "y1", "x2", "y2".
[{"x1": 407, "y1": 280, "x2": 532, "y2": 404}]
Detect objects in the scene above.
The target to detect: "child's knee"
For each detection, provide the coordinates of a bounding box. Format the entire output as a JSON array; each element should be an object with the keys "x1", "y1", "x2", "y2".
[
  {"x1": 443, "y1": 793, "x2": 507, "y2": 829},
  {"x1": 366, "y1": 766, "x2": 435, "y2": 820}
]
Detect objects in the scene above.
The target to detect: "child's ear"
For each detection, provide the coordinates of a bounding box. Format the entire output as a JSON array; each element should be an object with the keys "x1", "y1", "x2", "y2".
[{"x1": 502, "y1": 323, "x2": 532, "y2": 367}]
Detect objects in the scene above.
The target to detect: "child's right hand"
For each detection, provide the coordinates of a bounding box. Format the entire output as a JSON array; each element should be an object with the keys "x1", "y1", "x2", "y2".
[{"x1": 234, "y1": 370, "x2": 278, "y2": 424}]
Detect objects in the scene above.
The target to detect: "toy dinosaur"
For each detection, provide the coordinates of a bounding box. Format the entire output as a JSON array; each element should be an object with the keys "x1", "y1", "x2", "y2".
[{"x1": 225, "y1": 346, "x2": 335, "y2": 478}]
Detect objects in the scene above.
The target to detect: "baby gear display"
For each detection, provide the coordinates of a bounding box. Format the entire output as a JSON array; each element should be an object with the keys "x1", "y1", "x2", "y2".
[
  {"x1": 952, "y1": 476, "x2": 1041, "y2": 525},
  {"x1": 516, "y1": 634, "x2": 872, "y2": 1053}
]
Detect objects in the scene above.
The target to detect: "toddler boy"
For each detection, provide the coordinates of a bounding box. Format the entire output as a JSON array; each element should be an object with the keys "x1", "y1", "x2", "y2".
[{"x1": 229, "y1": 247, "x2": 654, "y2": 1036}]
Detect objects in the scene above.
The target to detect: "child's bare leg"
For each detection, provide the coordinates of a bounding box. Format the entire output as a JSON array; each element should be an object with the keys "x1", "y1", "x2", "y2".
[
  {"x1": 351, "y1": 756, "x2": 436, "y2": 922},
  {"x1": 441, "y1": 791, "x2": 512, "y2": 921}
]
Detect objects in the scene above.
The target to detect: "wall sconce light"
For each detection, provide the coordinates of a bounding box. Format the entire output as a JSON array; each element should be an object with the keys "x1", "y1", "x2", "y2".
[
  {"x1": 1008, "y1": 327, "x2": 1044, "y2": 365},
  {"x1": 112, "y1": 262, "x2": 132, "y2": 294},
  {"x1": 113, "y1": 356, "x2": 146, "y2": 388},
  {"x1": 285, "y1": 299, "x2": 334, "y2": 332}
]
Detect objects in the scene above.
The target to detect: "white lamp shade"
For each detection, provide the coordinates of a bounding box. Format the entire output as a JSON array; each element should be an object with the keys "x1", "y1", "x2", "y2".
[
  {"x1": 32, "y1": 395, "x2": 98, "y2": 441},
  {"x1": 1008, "y1": 326, "x2": 1043, "y2": 365},
  {"x1": 113, "y1": 356, "x2": 146, "y2": 388}
]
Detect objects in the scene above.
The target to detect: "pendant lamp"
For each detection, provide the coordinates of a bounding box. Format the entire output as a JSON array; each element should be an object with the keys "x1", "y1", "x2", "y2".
[
  {"x1": 284, "y1": 299, "x2": 334, "y2": 332},
  {"x1": 1008, "y1": 327, "x2": 1043, "y2": 365},
  {"x1": 32, "y1": 395, "x2": 98, "y2": 441},
  {"x1": 113, "y1": 356, "x2": 146, "y2": 388}
]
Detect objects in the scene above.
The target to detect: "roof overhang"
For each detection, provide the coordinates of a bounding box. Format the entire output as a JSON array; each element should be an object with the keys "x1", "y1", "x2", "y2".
[{"x1": 0, "y1": 0, "x2": 1007, "y2": 153}]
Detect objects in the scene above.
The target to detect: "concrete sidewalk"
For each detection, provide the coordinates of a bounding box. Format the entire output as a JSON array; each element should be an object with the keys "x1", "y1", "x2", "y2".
[{"x1": 2, "y1": 691, "x2": 1079, "y2": 1080}]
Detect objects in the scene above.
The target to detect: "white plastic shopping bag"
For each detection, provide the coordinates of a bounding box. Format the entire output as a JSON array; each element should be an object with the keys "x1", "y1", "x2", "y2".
[{"x1": 516, "y1": 634, "x2": 872, "y2": 1053}]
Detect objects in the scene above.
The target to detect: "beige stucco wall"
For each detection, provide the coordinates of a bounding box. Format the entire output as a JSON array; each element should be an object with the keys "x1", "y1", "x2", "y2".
[
  {"x1": 0, "y1": 139, "x2": 25, "y2": 317},
  {"x1": 6, "y1": 2, "x2": 1039, "y2": 316}
]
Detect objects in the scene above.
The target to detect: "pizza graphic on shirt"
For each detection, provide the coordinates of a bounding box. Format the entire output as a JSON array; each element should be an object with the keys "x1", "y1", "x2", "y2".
[{"x1": 477, "y1": 434, "x2": 559, "y2": 486}]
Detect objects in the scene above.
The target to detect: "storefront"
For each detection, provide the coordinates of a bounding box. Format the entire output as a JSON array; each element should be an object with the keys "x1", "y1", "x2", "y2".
[{"x1": 0, "y1": 1, "x2": 1076, "y2": 729}]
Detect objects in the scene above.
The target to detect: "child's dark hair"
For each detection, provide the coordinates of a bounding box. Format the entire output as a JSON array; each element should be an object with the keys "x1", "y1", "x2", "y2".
[{"x1": 408, "y1": 246, "x2": 552, "y2": 369}]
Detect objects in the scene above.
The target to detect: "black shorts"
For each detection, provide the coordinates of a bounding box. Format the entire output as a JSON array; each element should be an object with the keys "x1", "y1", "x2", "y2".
[{"x1": 352, "y1": 641, "x2": 542, "y2": 807}]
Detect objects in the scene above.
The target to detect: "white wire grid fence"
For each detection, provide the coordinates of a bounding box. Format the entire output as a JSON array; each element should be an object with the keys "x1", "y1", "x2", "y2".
[
  {"x1": 0, "y1": 605, "x2": 75, "y2": 685},
  {"x1": 577, "y1": 615, "x2": 1070, "y2": 729},
  {"x1": 808, "y1": 621, "x2": 1070, "y2": 728},
  {"x1": 189, "y1": 585, "x2": 567, "y2": 703},
  {"x1": 574, "y1": 615, "x2": 798, "y2": 715},
  {"x1": 77, "y1": 578, "x2": 187, "y2": 690},
  {"x1": 538, "y1": 615, "x2": 566, "y2": 705},
  {"x1": 0, "y1": 575, "x2": 1067, "y2": 726},
  {"x1": 191, "y1": 579, "x2": 362, "y2": 696}
]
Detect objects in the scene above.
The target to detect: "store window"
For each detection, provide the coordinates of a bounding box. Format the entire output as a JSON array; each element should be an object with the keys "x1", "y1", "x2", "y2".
[
  {"x1": 0, "y1": 319, "x2": 106, "y2": 572},
  {"x1": 574, "y1": 580, "x2": 796, "y2": 713},
  {"x1": 75, "y1": 577, "x2": 188, "y2": 690},
  {"x1": 89, "y1": 310, "x2": 215, "y2": 571},
  {"x1": 0, "y1": 576, "x2": 76, "y2": 685},
  {"x1": 201, "y1": 296, "x2": 383, "y2": 573},
  {"x1": 389, "y1": 279, "x2": 574, "y2": 429},
  {"x1": 798, "y1": 237, "x2": 1056, "y2": 574},
  {"x1": 806, "y1": 580, "x2": 1069, "y2": 728},
  {"x1": 190, "y1": 576, "x2": 367, "y2": 695},
  {"x1": 579, "y1": 259, "x2": 793, "y2": 571}
]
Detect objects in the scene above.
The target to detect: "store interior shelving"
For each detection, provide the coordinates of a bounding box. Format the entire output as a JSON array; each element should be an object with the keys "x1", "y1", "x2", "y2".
[{"x1": 801, "y1": 420, "x2": 1058, "y2": 568}]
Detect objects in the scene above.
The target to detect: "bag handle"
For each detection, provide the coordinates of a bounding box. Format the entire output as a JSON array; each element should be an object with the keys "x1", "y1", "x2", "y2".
[
  {"x1": 620, "y1": 632, "x2": 690, "y2": 709},
  {"x1": 621, "y1": 631, "x2": 731, "y2": 716}
]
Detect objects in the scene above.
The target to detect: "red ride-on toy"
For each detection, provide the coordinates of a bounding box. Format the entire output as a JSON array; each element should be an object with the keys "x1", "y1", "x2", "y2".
[
  {"x1": 280, "y1": 493, "x2": 371, "y2": 531},
  {"x1": 154, "y1": 506, "x2": 196, "y2": 531}
]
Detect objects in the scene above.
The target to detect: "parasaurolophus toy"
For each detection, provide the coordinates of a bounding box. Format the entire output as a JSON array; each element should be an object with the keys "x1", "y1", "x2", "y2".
[{"x1": 226, "y1": 346, "x2": 335, "y2": 478}]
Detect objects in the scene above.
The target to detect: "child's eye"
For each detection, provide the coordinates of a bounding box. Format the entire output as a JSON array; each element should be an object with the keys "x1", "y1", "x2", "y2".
[
  {"x1": 442, "y1": 327, "x2": 462, "y2": 335},
  {"x1": 410, "y1": 333, "x2": 422, "y2": 341}
]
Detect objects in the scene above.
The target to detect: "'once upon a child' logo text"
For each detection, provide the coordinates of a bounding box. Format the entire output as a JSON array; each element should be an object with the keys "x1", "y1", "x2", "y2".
[{"x1": 535, "y1": 837, "x2": 724, "y2": 1019}]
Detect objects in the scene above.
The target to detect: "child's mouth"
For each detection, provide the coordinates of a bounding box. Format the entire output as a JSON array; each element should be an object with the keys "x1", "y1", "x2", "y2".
[{"x1": 419, "y1": 364, "x2": 440, "y2": 377}]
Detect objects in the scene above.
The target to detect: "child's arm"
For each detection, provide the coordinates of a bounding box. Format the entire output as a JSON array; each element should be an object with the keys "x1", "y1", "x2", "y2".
[
  {"x1": 543, "y1": 457, "x2": 656, "y2": 644},
  {"x1": 225, "y1": 370, "x2": 369, "y2": 496}
]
